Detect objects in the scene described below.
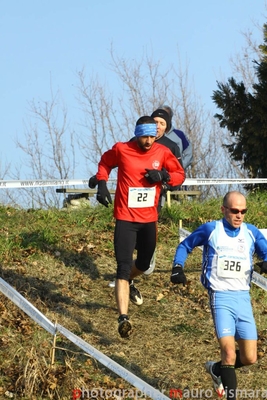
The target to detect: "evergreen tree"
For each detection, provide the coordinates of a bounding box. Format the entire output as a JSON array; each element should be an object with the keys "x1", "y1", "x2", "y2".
[{"x1": 212, "y1": 23, "x2": 267, "y2": 180}]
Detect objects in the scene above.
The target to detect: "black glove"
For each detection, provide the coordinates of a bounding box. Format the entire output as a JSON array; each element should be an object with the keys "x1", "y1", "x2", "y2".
[
  {"x1": 88, "y1": 175, "x2": 98, "y2": 189},
  {"x1": 145, "y1": 168, "x2": 170, "y2": 184},
  {"x1": 170, "y1": 264, "x2": 187, "y2": 285},
  {"x1": 96, "y1": 180, "x2": 112, "y2": 207},
  {"x1": 258, "y1": 261, "x2": 267, "y2": 274}
]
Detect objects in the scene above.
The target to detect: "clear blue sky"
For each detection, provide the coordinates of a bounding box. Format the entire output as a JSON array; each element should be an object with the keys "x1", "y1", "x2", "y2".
[{"x1": 1, "y1": 0, "x2": 266, "y2": 178}]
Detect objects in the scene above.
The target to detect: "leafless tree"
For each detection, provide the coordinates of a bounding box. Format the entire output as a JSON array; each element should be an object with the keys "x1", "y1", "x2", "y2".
[
  {"x1": 7, "y1": 90, "x2": 76, "y2": 208},
  {"x1": 76, "y1": 47, "x2": 237, "y2": 198},
  {"x1": 229, "y1": 26, "x2": 263, "y2": 90}
]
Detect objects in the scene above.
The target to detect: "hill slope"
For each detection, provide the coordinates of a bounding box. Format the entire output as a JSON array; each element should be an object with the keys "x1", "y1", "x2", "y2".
[{"x1": 1, "y1": 197, "x2": 267, "y2": 399}]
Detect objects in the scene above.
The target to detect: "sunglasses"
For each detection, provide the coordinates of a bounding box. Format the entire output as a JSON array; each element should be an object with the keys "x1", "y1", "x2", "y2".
[{"x1": 224, "y1": 206, "x2": 247, "y2": 215}]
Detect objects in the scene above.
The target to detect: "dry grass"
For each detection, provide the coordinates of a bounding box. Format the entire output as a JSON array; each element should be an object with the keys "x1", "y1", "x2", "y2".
[{"x1": 0, "y1": 198, "x2": 267, "y2": 399}]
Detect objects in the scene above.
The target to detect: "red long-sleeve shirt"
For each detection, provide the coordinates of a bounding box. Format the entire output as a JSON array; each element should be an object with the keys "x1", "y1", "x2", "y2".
[{"x1": 96, "y1": 140, "x2": 185, "y2": 222}]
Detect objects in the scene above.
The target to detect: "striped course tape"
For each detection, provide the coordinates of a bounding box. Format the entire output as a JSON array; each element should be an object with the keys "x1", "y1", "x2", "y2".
[
  {"x1": 0, "y1": 277, "x2": 56, "y2": 335},
  {"x1": 0, "y1": 179, "x2": 88, "y2": 188},
  {"x1": 179, "y1": 228, "x2": 267, "y2": 291},
  {"x1": 1, "y1": 177, "x2": 267, "y2": 189}
]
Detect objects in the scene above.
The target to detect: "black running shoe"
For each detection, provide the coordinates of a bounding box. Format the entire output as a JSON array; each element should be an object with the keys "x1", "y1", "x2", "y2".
[{"x1": 118, "y1": 314, "x2": 132, "y2": 338}]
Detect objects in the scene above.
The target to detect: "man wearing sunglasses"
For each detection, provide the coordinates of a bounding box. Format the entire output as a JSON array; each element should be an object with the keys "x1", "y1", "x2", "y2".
[{"x1": 170, "y1": 191, "x2": 267, "y2": 400}]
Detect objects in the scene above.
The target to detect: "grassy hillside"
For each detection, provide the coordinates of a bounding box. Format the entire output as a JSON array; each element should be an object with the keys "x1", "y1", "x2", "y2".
[{"x1": 1, "y1": 193, "x2": 267, "y2": 399}]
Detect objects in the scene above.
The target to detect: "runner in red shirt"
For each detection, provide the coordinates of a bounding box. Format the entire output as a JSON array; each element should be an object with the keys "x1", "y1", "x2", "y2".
[{"x1": 95, "y1": 116, "x2": 185, "y2": 338}]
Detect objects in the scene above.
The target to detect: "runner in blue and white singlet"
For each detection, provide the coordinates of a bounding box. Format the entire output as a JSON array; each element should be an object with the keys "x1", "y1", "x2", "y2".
[{"x1": 171, "y1": 191, "x2": 267, "y2": 400}]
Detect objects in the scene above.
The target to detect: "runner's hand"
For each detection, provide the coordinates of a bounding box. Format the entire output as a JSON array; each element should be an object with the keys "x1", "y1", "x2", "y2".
[
  {"x1": 145, "y1": 168, "x2": 170, "y2": 184},
  {"x1": 88, "y1": 175, "x2": 98, "y2": 189},
  {"x1": 170, "y1": 264, "x2": 187, "y2": 285},
  {"x1": 258, "y1": 261, "x2": 267, "y2": 274},
  {"x1": 97, "y1": 180, "x2": 112, "y2": 207}
]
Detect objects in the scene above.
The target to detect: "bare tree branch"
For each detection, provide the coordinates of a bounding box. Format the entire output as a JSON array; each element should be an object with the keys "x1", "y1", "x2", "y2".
[{"x1": 9, "y1": 90, "x2": 76, "y2": 208}]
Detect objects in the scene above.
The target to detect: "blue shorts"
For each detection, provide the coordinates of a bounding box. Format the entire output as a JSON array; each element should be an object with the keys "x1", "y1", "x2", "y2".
[{"x1": 209, "y1": 290, "x2": 257, "y2": 340}]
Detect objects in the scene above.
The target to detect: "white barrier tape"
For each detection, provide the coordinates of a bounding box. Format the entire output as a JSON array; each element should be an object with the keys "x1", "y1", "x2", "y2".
[
  {"x1": 56, "y1": 324, "x2": 170, "y2": 400},
  {"x1": 0, "y1": 277, "x2": 56, "y2": 335},
  {"x1": 179, "y1": 228, "x2": 267, "y2": 291},
  {"x1": 0, "y1": 179, "x2": 88, "y2": 189},
  {"x1": 0, "y1": 277, "x2": 169, "y2": 399},
  {"x1": 251, "y1": 271, "x2": 267, "y2": 291},
  {"x1": 183, "y1": 178, "x2": 267, "y2": 186},
  {"x1": 1, "y1": 177, "x2": 267, "y2": 189},
  {"x1": 179, "y1": 228, "x2": 191, "y2": 241}
]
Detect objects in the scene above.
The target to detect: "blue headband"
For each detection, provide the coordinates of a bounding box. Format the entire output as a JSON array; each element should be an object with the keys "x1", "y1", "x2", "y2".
[{"x1": 134, "y1": 123, "x2": 157, "y2": 137}]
